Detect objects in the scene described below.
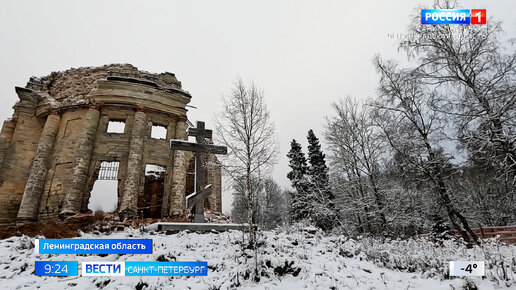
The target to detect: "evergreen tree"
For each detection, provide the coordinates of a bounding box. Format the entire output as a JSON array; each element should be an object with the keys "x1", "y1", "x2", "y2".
[
  {"x1": 307, "y1": 130, "x2": 330, "y2": 190},
  {"x1": 431, "y1": 214, "x2": 453, "y2": 245},
  {"x1": 287, "y1": 135, "x2": 337, "y2": 230},
  {"x1": 307, "y1": 130, "x2": 334, "y2": 202},
  {"x1": 287, "y1": 139, "x2": 309, "y2": 188},
  {"x1": 307, "y1": 130, "x2": 336, "y2": 230},
  {"x1": 287, "y1": 139, "x2": 311, "y2": 221}
]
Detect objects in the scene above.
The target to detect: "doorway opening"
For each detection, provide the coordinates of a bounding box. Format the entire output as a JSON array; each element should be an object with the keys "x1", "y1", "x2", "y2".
[{"x1": 139, "y1": 164, "x2": 166, "y2": 218}]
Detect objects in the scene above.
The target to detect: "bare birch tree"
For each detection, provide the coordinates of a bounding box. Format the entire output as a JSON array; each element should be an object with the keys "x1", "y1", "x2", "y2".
[
  {"x1": 214, "y1": 79, "x2": 279, "y2": 276},
  {"x1": 325, "y1": 97, "x2": 387, "y2": 234}
]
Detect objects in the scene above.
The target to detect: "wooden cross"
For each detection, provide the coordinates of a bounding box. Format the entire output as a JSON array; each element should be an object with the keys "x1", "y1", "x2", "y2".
[{"x1": 170, "y1": 121, "x2": 227, "y2": 223}]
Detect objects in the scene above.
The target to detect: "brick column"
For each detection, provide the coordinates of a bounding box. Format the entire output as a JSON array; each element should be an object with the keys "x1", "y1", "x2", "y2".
[
  {"x1": 168, "y1": 117, "x2": 190, "y2": 218},
  {"x1": 17, "y1": 111, "x2": 61, "y2": 221},
  {"x1": 60, "y1": 105, "x2": 101, "y2": 217},
  {"x1": 119, "y1": 108, "x2": 147, "y2": 219}
]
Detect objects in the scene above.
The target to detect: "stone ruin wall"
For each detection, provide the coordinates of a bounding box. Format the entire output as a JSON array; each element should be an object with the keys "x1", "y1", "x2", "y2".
[{"x1": 0, "y1": 64, "x2": 222, "y2": 224}]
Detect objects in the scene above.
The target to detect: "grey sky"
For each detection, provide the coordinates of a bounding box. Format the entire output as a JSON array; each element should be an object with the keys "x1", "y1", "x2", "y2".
[{"x1": 1, "y1": 0, "x2": 515, "y2": 214}]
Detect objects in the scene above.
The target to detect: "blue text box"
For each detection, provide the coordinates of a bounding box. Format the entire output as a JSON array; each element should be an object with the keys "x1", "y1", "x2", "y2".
[
  {"x1": 125, "y1": 261, "x2": 207, "y2": 276},
  {"x1": 421, "y1": 9, "x2": 470, "y2": 24},
  {"x1": 35, "y1": 261, "x2": 78, "y2": 276},
  {"x1": 36, "y1": 239, "x2": 152, "y2": 255}
]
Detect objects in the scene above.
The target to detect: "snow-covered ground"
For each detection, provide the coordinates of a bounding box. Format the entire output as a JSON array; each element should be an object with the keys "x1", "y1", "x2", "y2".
[{"x1": 0, "y1": 227, "x2": 514, "y2": 289}]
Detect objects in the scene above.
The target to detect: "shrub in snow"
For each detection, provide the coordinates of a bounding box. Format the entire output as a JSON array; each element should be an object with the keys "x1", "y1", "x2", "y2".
[
  {"x1": 15, "y1": 236, "x2": 33, "y2": 250},
  {"x1": 346, "y1": 237, "x2": 515, "y2": 286}
]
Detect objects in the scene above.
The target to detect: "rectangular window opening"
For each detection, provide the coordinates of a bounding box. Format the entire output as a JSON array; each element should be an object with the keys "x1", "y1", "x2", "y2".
[
  {"x1": 107, "y1": 120, "x2": 125, "y2": 134},
  {"x1": 97, "y1": 161, "x2": 120, "y2": 180},
  {"x1": 151, "y1": 124, "x2": 167, "y2": 139}
]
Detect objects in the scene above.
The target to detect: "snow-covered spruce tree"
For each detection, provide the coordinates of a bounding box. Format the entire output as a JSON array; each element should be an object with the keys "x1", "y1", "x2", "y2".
[
  {"x1": 307, "y1": 130, "x2": 330, "y2": 189},
  {"x1": 431, "y1": 214, "x2": 453, "y2": 243},
  {"x1": 306, "y1": 130, "x2": 337, "y2": 230},
  {"x1": 286, "y1": 139, "x2": 313, "y2": 222}
]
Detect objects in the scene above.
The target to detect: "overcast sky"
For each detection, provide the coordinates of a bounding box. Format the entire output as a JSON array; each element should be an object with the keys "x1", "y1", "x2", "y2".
[{"x1": 1, "y1": 0, "x2": 515, "y2": 214}]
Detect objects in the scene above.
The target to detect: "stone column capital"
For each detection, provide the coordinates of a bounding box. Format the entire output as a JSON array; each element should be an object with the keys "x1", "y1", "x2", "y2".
[
  {"x1": 136, "y1": 107, "x2": 146, "y2": 113},
  {"x1": 49, "y1": 109, "x2": 61, "y2": 116}
]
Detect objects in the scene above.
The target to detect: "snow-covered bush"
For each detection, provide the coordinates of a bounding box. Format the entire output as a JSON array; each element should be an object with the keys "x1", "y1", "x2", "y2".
[{"x1": 345, "y1": 237, "x2": 515, "y2": 287}]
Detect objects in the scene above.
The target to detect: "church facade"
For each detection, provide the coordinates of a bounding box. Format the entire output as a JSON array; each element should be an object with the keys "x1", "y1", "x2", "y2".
[{"x1": 0, "y1": 64, "x2": 222, "y2": 223}]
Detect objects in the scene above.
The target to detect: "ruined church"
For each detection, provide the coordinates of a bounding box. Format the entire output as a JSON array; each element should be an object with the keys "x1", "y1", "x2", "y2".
[{"x1": 0, "y1": 64, "x2": 222, "y2": 223}]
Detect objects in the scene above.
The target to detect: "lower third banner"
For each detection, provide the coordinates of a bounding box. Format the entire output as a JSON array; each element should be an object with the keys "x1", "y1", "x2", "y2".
[{"x1": 125, "y1": 261, "x2": 207, "y2": 276}]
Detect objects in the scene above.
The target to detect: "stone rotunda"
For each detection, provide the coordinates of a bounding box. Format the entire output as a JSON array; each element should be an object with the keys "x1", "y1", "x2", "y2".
[{"x1": 0, "y1": 64, "x2": 222, "y2": 223}]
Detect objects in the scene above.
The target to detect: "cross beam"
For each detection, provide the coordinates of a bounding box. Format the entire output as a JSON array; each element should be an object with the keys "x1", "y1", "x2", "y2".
[
  {"x1": 188, "y1": 127, "x2": 212, "y2": 138},
  {"x1": 170, "y1": 121, "x2": 227, "y2": 223},
  {"x1": 169, "y1": 139, "x2": 227, "y2": 155},
  {"x1": 186, "y1": 184, "x2": 212, "y2": 209}
]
